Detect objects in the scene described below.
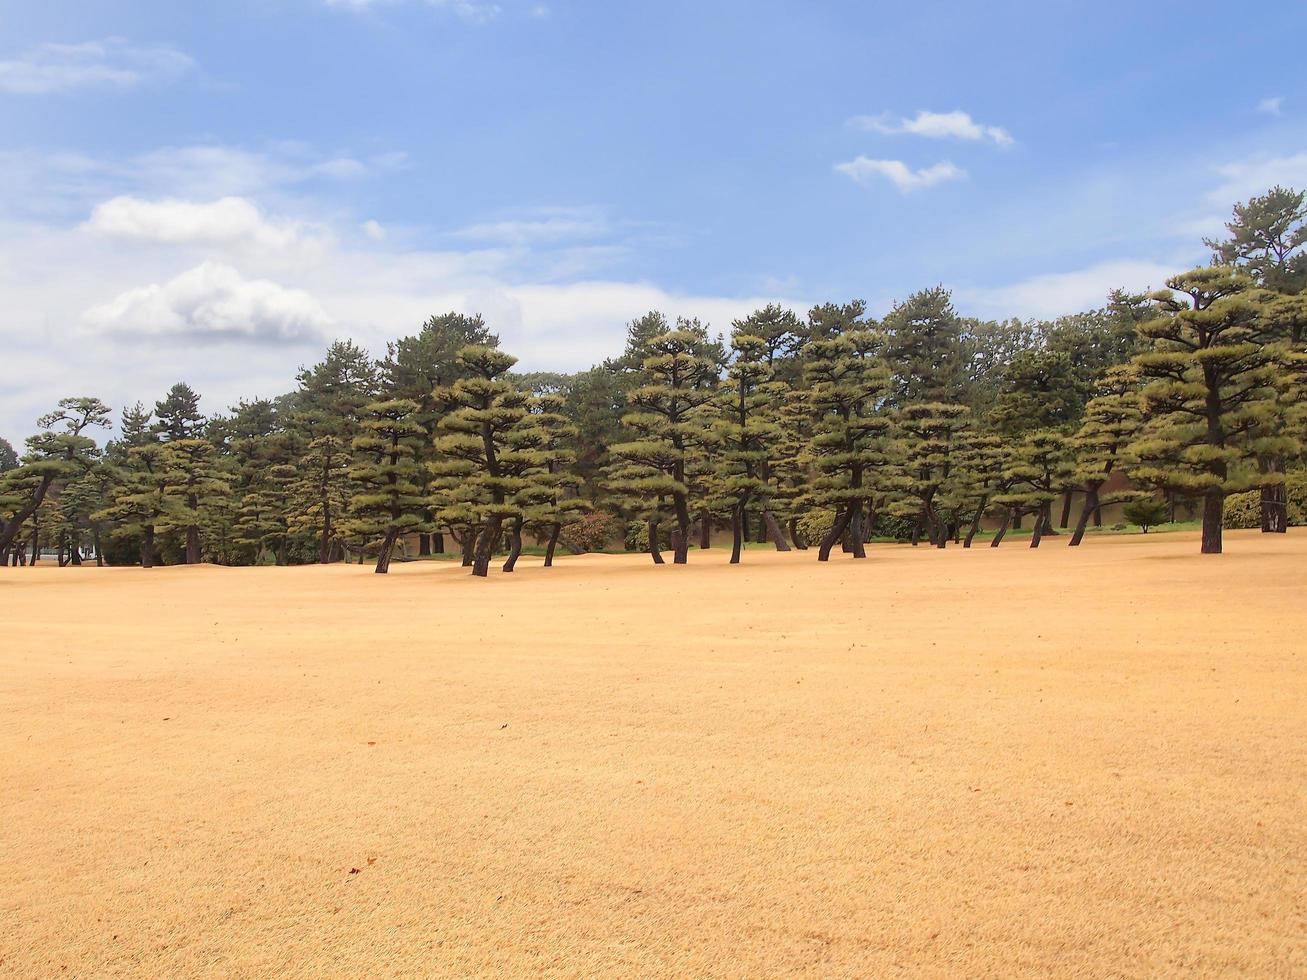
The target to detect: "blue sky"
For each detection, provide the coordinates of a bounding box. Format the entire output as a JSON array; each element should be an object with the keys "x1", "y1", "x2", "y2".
[{"x1": 2, "y1": 0, "x2": 1306, "y2": 441}]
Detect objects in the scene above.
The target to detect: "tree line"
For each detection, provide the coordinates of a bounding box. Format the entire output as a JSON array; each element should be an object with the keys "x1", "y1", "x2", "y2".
[{"x1": 2, "y1": 185, "x2": 1305, "y2": 573}]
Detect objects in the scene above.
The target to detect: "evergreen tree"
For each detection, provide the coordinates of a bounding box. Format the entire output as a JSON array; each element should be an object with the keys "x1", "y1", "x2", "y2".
[
  {"x1": 160, "y1": 437, "x2": 232, "y2": 563},
  {"x1": 95, "y1": 442, "x2": 180, "y2": 568},
  {"x1": 286, "y1": 435, "x2": 354, "y2": 563},
  {"x1": 347, "y1": 398, "x2": 426, "y2": 574},
  {"x1": 951, "y1": 432, "x2": 1004, "y2": 548},
  {"x1": 1205, "y1": 185, "x2": 1307, "y2": 295},
  {"x1": 888, "y1": 402, "x2": 973, "y2": 548},
  {"x1": 513, "y1": 394, "x2": 586, "y2": 568},
  {"x1": 1129, "y1": 267, "x2": 1286, "y2": 554},
  {"x1": 153, "y1": 383, "x2": 206, "y2": 441},
  {"x1": 609, "y1": 328, "x2": 720, "y2": 564},
  {"x1": 801, "y1": 330, "x2": 892, "y2": 560},
  {"x1": 1067, "y1": 367, "x2": 1143, "y2": 546},
  {"x1": 882, "y1": 286, "x2": 967, "y2": 406},
  {"x1": 431, "y1": 346, "x2": 530, "y2": 577},
  {"x1": 0, "y1": 397, "x2": 110, "y2": 558},
  {"x1": 993, "y1": 430, "x2": 1073, "y2": 548}
]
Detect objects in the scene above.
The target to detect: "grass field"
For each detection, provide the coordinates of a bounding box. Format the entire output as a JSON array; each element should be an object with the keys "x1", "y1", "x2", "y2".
[{"x1": 3, "y1": 530, "x2": 1305, "y2": 977}]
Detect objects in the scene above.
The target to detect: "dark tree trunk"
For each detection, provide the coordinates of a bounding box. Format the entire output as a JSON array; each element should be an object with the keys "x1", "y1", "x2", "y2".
[
  {"x1": 460, "y1": 531, "x2": 475, "y2": 567},
  {"x1": 1030, "y1": 507, "x2": 1046, "y2": 548},
  {"x1": 848, "y1": 505, "x2": 866, "y2": 559},
  {"x1": 1012, "y1": 512, "x2": 1023, "y2": 531},
  {"x1": 990, "y1": 510, "x2": 1012, "y2": 548},
  {"x1": 730, "y1": 505, "x2": 743, "y2": 564},
  {"x1": 648, "y1": 519, "x2": 664, "y2": 564},
  {"x1": 964, "y1": 497, "x2": 988, "y2": 548},
  {"x1": 909, "y1": 515, "x2": 923, "y2": 547},
  {"x1": 31, "y1": 526, "x2": 40, "y2": 564},
  {"x1": 93, "y1": 528, "x2": 104, "y2": 566},
  {"x1": 472, "y1": 516, "x2": 503, "y2": 577},
  {"x1": 740, "y1": 509, "x2": 751, "y2": 545},
  {"x1": 788, "y1": 518, "x2": 808, "y2": 551},
  {"x1": 1039, "y1": 501, "x2": 1060, "y2": 536},
  {"x1": 1166, "y1": 489, "x2": 1177, "y2": 525},
  {"x1": 1201, "y1": 490, "x2": 1223, "y2": 555},
  {"x1": 1093, "y1": 502, "x2": 1103, "y2": 527},
  {"x1": 433, "y1": 531, "x2": 445, "y2": 554},
  {"x1": 1254, "y1": 457, "x2": 1286, "y2": 533},
  {"x1": 762, "y1": 510, "x2": 791, "y2": 552},
  {"x1": 185, "y1": 524, "x2": 201, "y2": 565},
  {"x1": 418, "y1": 533, "x2": 432, "y2": 556},
  {"x1": 543, "y1": 522, "x2": 561, "y2": 567},
  {"x1": 502, "y1": 515, "x2": 524, "y2": 572},
  {"x1": 1059, "y1": 491, "x2": 1073, "y2": 529},
  {"x1": 318, "y1": 510, "x2": 332, "y2": 564},
  {"x1": 1069, "y1": 487, "x2": 1099, "y2": 547},
  {"x1": 818, "y1": 504, "x2": 855, "y2": 562},
  {"x1": 0, "y1": 475, "x2": 53, "y2": 556},
  {"x1": 699, "y1": 510, "x2": 711, "y2": 549},
  {"x1": 672, "y1": 493, "x2": 691, "y2": 564},
  {"x1": 755, "y1": 511, "x2": 768, "y2": 544},
  {"x1": 141, "y1": 526, "x2": 156, "y2": 568},
  {"x1": 375, "y1": 528, "x2": 400, "y2": 573}
]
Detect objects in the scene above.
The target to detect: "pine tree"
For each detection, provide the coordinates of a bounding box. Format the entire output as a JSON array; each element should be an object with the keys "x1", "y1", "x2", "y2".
[
  {"x1": 160, "y1": 438, "x2": 233, "y2": 563},
  {"x1": 96, "y1": 442, "x2": 181, "y2": 568},
  {"x1": 801, "y1": 330, "x2": 892, "y2": 560},
  {"x1": 431, "y1": 346, "x2": 531, "y2": 577},
  {"x1": 347, "y1": 398, "x2": 426, "y2": 574},
  {"x1": 992, "y1": 430, "x2": 1073, "y2": 548},
  {"x1": 1129, "y1": 267, "x2": 1285, "y2": 554},
  {"x1": 286, "y1": 435, "x2": 353, "y2": 563},
  {"x1": 882, "y1": 286, "x2": 967, "y2": 406},
  {"x1": 1067, "y1": 368, "x2": 1142, "y2": 546},
  {"x1": 511, "y1": 393, "x2": 585, "y2": 569},
  {"x1": 710, "y1": 333, "x2": 785, "y2": 563},
  {"x1": 609, "y1": 328, "x2": 720, "y2": 564},
  {"x1": 0, "y1": 397, "x2": 110, "y2": 558},
  {"x1": 951, "y1": 432, "x2": 1004, "y2": 548},
  {"x1": 888, "y1": 402, "x2": 973, "y2": 548}
]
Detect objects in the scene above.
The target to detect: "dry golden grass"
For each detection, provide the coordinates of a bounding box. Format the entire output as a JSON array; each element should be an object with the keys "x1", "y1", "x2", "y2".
[{"x1": 3, "y1": 529, "x2": 1305, "y2": 977}]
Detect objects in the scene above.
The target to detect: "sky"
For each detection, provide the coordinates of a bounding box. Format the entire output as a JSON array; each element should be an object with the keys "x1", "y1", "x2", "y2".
[{"x1": 2, "y1": 0, "x2": 1307, "y2": 443}]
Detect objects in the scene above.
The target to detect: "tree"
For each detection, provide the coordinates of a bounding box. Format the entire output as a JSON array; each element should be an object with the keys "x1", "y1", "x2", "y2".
[
  {"x1": 0, "y1": 397, "x2": 110, "y2": 558},
  {"x1": 0, "y1": 438, "x2": 17, "y2": 473},
  {"x1": 431, "y1": 346, "x2": 530, "y2": 577},
  {"x1": 508, "y1": 393, "x2": 585, "y2": 570},
  {"x1": 609, "y1": 328, "x2": 720, "y2": 564},
  {"x1": 993, "y1": 431, "x2": 1073, "y2": 548},
  {"x1": 882, "y1": 286, "x2": 966, "y2": 406},
  {"x1": 710, "y1": 333, "x2": 784, "y2": 563},
  {"x1": 153, "y1": 383, "x2": 206, "y2": 441},
  {"x1": 951, "y1": 432, "x2": 1004, "y2": 548},
  {"x1": 286, "y1": 435, "x2": 353, "y2": 563},
  {"x1": 888, "y1": 402, "x2": 973, "y2": 548},
  {"x1": 1129, "y1": 267, "x2": 1285, "y2": 554},
  {"x1": 346, "y1": 398, "x2": 426, "y2": 573},
  {"x1": 801, "y1": 330, "x2": 892, "y2": 560},
  {"x1": 1205, "y1": 185, "x2": 1307, "y2": 295},
  {"x1": 161, "y1": 437, "x2": 231, "y2": 563},
  {"x1": 1123, "y1": 498, "x2": 1169, "y2": 533},
  {"x1": 95, "y1": 442, "x2": 180, "y2": 568},
  {"x1": 1067, "y1": 368, "x2": 1143, "y2": 546}
]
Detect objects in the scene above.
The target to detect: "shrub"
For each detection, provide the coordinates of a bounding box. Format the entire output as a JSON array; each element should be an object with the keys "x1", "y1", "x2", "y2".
[
  {"x1": 1223, "y1": 472, "x2": 1307, "y2": 529},
  {"x1": 1123, "y1": 498, "x2": 1169, "y2": 532},
  {"x1": 559, "y1": 510, "x2": 617, "y2": 552}
]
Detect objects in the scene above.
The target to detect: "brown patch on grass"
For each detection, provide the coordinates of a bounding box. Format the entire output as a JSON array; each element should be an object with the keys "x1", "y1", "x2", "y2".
[{"x1": 2, "y1": 530, "x2": 1305, "y2": 976}]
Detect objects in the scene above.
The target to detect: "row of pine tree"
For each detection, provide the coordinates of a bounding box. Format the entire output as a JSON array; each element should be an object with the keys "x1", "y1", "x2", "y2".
[{"x1": 2, "y1": 186, "x2": 1305, "y2": 572}]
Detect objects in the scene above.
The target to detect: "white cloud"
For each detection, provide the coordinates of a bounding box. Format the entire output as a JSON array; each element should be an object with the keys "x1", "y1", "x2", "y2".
[
  {"x1": 452, "y1": 206, "x2": 609, "y2": 244},
  {"x1": 834, "y1": 157, "x2": 965, "y2": 192},
  {"x1": 362, "y1": 219, "x2": 386, "y2": 240},
  {"x1": 1256, "y1": 96, "x2": 1284, "y2": 117},
  {"x1": 850, "y1": 110, "x2": 1013, "y2": 146},
  {"x1": 81, "y1": 261, "x2": 333, "y2": 344},
  {"x1": 324, "y1": 0, "x2": 503, "y2": 21},
  {"x1": 1207, "y1": 151, "x2": 1307, "y2": 205},
  {"x1": 960, "y1": 259, "x2": 1182, "y2": 320},
  {"x1": 0, "y1": 37, "x2": 193, "y2": 94},
  {"x1": 86, "y1": 196, "x2": 307, "y2": 249}
]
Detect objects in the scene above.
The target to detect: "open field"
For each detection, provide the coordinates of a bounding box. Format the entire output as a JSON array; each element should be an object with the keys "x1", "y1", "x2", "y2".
[{"x1": 3, "y1": 530, "x2": 1305, "y2": 977}]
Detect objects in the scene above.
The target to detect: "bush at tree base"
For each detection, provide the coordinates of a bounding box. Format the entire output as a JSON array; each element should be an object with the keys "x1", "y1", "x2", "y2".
[
  {"x1": 1223, "y1": 472, "x2": 1307, "y2": 528},
  {"x1": 560, "y1": 511, "x2": 619, "y2": 552}
]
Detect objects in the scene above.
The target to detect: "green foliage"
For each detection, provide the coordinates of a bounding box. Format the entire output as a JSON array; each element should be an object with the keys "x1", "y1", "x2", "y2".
[
  {"x1": 1123, "y1": 497, "x2": 1170, "y2": 532},
  {"x1": 1224, "y1": 472, "x2": 1307, "y2": 528}
]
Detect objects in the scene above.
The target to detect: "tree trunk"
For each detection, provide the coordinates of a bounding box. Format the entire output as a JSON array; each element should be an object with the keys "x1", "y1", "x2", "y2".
[
  {"x1": 0, "y1": 474, "x2": 53, "y2": 556},
  {"x1": 818, "y1": 504, "x2": 855, "y2": 562},
  {"x1": 1030, "y1": 507, "x2": 1045, "y2": 548},
  {"x1": 909, "y1": 515, "x2": 923, "y2": 547},
  {"x1": 502, "y1": 516, "x2": 524, "y2": 572},
  {"x1": 544, "y1": 522, "x2": 561, "y2": 567},
  {"x1": 1012, "y1": 512, "x2": 1023, "y2": 531},
  {"x1": 1069, "y1": 487, "x2": 1098, "y2": 547},
  {"x1": 990, "y1": 510, "x2": 1012, "y2": 548},
  {"x1": 730, "y1": 505, "x2": 743, "y2": 564},
  {"x1": 472, "y1": 516, "x2": 503, "y2": 577},
  {"x1": 788, "y1": 518, "x2": 808, "y2": 551},
  {"x1": 1261, "y1": 479, "x2": 1287, "y2": 534},
  {"x1": 185, "y1": 524, "x2": 201, "y2": 565},
  {"x1": 848, "y1": 505, "x2": 866, "y2": 558},
  {"x1": 1093, "y1": 502, "x2": 1103, "y2": 527},
  {"x1": 141, "y1": 526, "x2": 156, "y2": 568},
  {"x1": 648, "y1": 519, "x2": 664, "y2": 564},
  {"x1": 70, "y1": 538, "x2": 82, "y2": 565},
  {"x1": 433, "y1": 531, "x2": 445, "y2": 554},
  {"x1": 418, "y1": 533, "x2": 431, "y2": 556},
  {"x1": 1201, "y1": 490, "x2": 1223, "y2": 555},
  {"x1": 375, "y1": 528, "x2": 399, "y2": 573},
  {"x1": 1059, "y1": 491, "x2": 1073, "y2": 529},
  {"x1": 460, "y1": 531, "x2": 475, "y2": 567},
  {"x1": 1039, "y1": 501, "x2": 1060, "y2": 536},
  {"x1": 93, "y1": 528, "x2": 104, "y2": 567},
  {"x1": 964, "y1": 497, "x2": 988, "y2": 548},
  {"x1": 755, "y1": 511, "x2": 768, "y2": 544},
  {"x1": 672, "y1": 493, "x2": 691, "y2": 564},
  {"x1": 699, "y1": 510, "x2": 711, "y2": 549},
  {"x1": 762, "y1": 510, "x2": 791, "y2": 552}
]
